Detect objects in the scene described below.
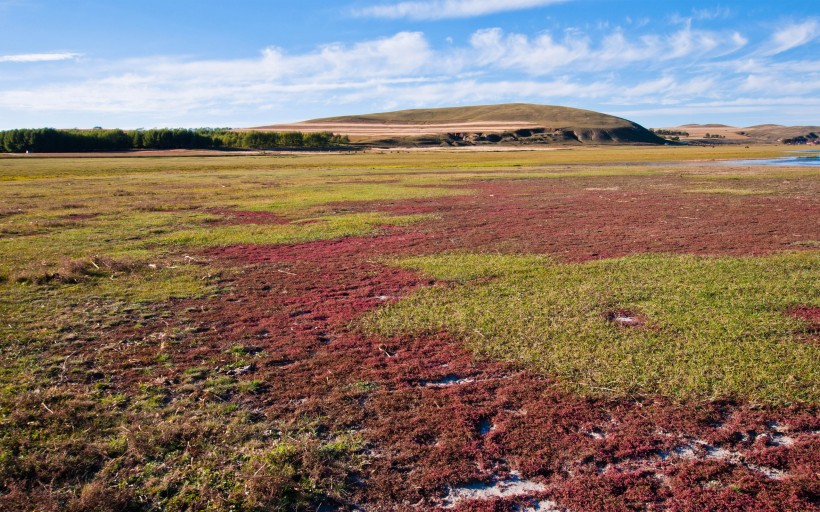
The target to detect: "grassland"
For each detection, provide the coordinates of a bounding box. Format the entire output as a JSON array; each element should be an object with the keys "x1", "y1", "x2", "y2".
[
  {"x1": 365, "y1": 252, "x2": 818, "y2": 402},
  {"x1": 0, "y1": 146, "x2": 817, "y2": 511}
]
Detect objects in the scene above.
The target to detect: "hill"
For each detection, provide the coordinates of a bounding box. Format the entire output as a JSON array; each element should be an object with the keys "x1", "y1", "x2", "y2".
[
  {"x1": 252, "y1": 104, "x2": 665, "y2": 146},
  {"x1": 659, "y1": 124, "x2": 820, "y2": 144},
  {"x1": 741, "y1": 125, "x2": 820, "y2": 144}
]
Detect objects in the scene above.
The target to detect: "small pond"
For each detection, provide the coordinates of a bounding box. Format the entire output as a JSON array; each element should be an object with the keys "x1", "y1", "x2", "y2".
[{"x1": 721, "y1": 150, "x2": 820, "y2": 167}]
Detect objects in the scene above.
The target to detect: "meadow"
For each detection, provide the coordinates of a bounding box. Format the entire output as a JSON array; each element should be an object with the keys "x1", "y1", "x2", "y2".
[{"x1": 0, "y1": 146, "x2": 817, "y2": 511}]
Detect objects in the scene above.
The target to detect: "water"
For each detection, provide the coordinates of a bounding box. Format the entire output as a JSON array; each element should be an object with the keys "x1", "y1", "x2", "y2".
[{"x1": 722, "y1": 151, "x2": 820, "y2": 167}]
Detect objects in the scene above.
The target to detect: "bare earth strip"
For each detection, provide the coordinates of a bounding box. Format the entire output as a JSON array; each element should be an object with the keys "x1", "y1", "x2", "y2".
[{"x1": 249, "y1": 121, "x2": 541, "y2": 136}]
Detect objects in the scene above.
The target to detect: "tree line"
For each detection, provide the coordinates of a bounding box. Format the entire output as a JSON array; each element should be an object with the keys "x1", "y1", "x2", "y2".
[
  {"x1": 650, "y1": 129, "x2": 690, "y2": 137},
  {"x1": 0, "y1": 128, "x2": 350, "y2": 153}
]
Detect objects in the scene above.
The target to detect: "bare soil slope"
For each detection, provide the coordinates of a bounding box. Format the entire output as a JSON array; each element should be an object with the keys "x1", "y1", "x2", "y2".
[
  {"x1": 253, "y1": 103, "x2": 665, "y2": 146},
  {"x1": 742, "y1": 124, "x2": 820, "y2": 143},
  {"x1": 663, "y1": 124, "x2": 820, "y2": 144}
]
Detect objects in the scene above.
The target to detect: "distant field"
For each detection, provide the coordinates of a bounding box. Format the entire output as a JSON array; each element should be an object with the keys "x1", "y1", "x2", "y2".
[{"x1": 0, "y1": 146, "x2": 817, "y2": 511}]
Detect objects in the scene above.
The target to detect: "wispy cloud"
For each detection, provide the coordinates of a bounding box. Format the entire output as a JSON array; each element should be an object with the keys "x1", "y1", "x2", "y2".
[
  {"x1": 355, "y1": 0, "x2": 569, "y2": 21},
  {"x1": 0, "y1": 52, "x2": 81, "y2": 63},
  {"x1": 764, "y1": 19, "x2": 820, "y2": 55},
  {"x1": 467, "y1": 25, "x2": 746, "y2": 75},
  {"x1": 692, "y1": 7, "x2": 733, "y2": 21}
]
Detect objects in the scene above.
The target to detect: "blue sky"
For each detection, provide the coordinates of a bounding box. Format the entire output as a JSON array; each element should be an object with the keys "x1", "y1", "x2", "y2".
[{"x1": 0, "y1": 0, "x2": 818, "y2": 129}]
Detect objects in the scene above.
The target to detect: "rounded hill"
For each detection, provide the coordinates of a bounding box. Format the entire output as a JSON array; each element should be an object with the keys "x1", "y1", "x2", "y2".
[
  {"x1": 255, "y1": 103, "x2": 665, "y2": 146},
  {"x1": 312, "y1": 103, "x2": 636, "y2": 128}
]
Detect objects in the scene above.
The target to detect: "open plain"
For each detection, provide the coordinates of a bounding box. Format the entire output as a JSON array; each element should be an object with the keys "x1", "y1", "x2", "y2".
[{"x1": 0, "y1": 145, "x2": 818, "y2": 511}]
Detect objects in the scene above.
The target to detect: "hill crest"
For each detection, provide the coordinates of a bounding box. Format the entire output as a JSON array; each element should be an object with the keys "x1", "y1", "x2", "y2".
[
  {"x1": 308, "y1": 103, "x2": 636, "y2": 129},
  {"x1": 253, "y1": 103, "x2": 664, "y2": 146}
]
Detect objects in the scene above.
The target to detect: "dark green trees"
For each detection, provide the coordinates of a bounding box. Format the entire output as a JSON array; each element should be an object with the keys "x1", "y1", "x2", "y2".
[{"x1": 0, "y1": 128, "x2": 349, "y2": 152}]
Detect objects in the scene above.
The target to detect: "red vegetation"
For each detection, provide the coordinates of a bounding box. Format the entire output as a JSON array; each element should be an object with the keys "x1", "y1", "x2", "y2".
[
  {"x1": 87, "y1": 176, "x2": 820, "y2": 509},
  {"x1": 789, "y1": 306, "x2": 820, "y2": 341},
  {"x1": 206, "y1": 208, "x2": 292, "y2": 225}
]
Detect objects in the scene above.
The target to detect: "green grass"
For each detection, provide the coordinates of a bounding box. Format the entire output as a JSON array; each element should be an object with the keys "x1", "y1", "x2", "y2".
[
  {"x1": 0, "y1": 145, "x2": 792, "y2": 180},
  {"x1": 161, "y1": 212, "x2": 434, "y2": 247},
  {"x1": 364, "y1": 251, "x2": 820, "y2": 403}
]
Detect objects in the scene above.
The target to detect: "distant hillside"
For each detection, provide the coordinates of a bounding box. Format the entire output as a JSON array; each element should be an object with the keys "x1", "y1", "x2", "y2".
[
  {"x1": 680, "y1": 124, "x2": 734, "y2": 128},
  {"x1": 659, "y1": 123, "x2": 820, "y2": 144},
  {"x1": 312, "y1": 104, "x2": 633, "y2": 128},
  {"x1": 741, "y1": 125, "x2": 820, "y2": 143},
  {"x1": 254, "y1": 104, "x2": 665, "y2": 146}
]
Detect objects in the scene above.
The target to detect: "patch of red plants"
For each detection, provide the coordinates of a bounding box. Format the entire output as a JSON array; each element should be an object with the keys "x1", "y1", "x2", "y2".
[
  {"x1": 56, "y1": 175, "x2": 820, "y2": 510},
  {"x1": 789, "y1": 305, "x2": 820, "y2": 332},
  {"x1": 206, "y1": 207, "x2": 292, "y2": 225}
]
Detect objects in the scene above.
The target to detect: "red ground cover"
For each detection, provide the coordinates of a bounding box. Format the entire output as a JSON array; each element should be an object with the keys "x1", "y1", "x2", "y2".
[{"x1": 116, "y1": 176, "x2": 820, "y2": 510}]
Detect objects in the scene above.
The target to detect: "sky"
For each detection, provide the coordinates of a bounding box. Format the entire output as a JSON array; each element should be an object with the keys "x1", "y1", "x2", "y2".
[{"x1": 0, "y1": 0, "x2": 818, "y2": 129}]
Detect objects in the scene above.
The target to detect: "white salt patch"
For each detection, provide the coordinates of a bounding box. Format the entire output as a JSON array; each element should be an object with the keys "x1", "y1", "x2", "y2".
[
  {"x1": 516, "y1": 499, "x2": 563, "y2": 512},
  {"x1": 443, "y1": 472, "x2": 547, "y2": 508},
  {"x1": 584, "y1": 429, "x2": 607, "y2": 440},
  {"x1": 667, "y1": 439, "x2": 787, "y2": 480},
  {"x1": 767, "y1": 421, "x2": 786, "y2": 433},
  {"x1": 747, "y1": 463, "x2": 787, "y2": 480},
  {"x1": 766, "y1": 432, "x2": 795, "y2": 447}
]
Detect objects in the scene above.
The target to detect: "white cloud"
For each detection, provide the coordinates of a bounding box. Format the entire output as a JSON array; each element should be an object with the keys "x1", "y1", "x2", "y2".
[
  {"x1": 764, "y1": 19, "x2": 820, "y2": 55},
  {"x1": 356, "y1": 0, "x2": 568, "y2": 21},
  {"x1": 0, "y1": 52, "x2": 81, "y2": 63},
  {"x1": 0, "y1": 23, "x2": 816, "y2": 128},
  {"x1": 692, "y1": 7, "x2": 733, "y2": 21},
  {"x1": 466, "y1": 26, "x2": 746, "y2": 75},
  {"x1": 739, "y1": 72, "x2": 820, "y2": 95},
  {"x1": 0, "y1": 33, "x2": 444, "y2": 116},
  {"x1": 469, "y1": 28, "x2": 589, "y2": 73}
]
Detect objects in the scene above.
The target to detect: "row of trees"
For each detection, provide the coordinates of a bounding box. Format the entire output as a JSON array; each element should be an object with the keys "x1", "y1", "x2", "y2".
[
  {"x1": 783, "y1": 133, "x2": 818, "y2": 145},
  {"x1": 0, "y1": 128, "x2": 350, "y2": 153},
  {"x1": 650, "y1": 129, "x2": 690, "y2": 137}
]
